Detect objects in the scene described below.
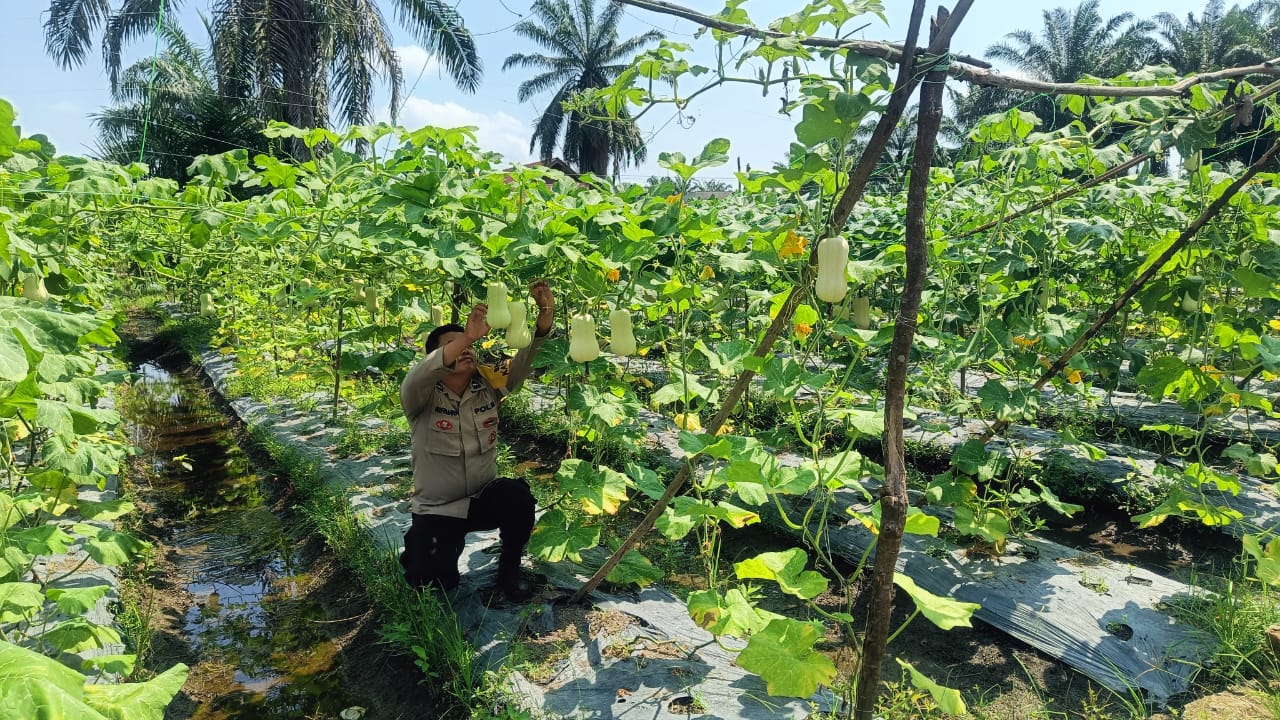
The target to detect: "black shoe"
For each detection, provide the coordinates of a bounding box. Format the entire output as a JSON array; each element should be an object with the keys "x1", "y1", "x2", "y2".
[{"x1": 496, "y1": 569, "x2": 547, "y2": 603}]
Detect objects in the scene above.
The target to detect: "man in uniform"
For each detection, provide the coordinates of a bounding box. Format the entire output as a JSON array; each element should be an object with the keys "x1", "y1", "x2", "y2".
[{"x1": 398, "y1": 281, "x2": 554, "y2": 601}]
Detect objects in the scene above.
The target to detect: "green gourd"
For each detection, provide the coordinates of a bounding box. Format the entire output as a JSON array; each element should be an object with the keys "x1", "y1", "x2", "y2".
[
  {"x1": 852, "y1": 296, "x2": 871, "y2": 330},
  {"x1": 569, "y1": 315, "x2": 600, "y2": 362},
  {"x1": 609, "y1": 309, "x2": 636, "y2": 356},
  {"x1": 815, "y1": 237, "x2": 849, "y2": 302},
  {"x1": 486, "y1": 282, "x2": 511, "y2": 328},
  {"x1": 506, "y1": 300, "x2": 532, "y2": 349},
  {"x1": 22, "y1": 275, "x2": 49, "y2": 302}
]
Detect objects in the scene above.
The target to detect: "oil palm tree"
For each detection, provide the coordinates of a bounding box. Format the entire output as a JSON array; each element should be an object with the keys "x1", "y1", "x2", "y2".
[
  {"x1": 1155, "y1": 0, "x2": 1269, "y2": 74},
  {"x1": 503, "y1": 0, "x2": 662, "y2": 178},
  {"x1": 44, "y1": 0, "x2": 480, "y2": 137},
  {"x1": 92, "y1": 18, "x2": 267, "y2": 181},
  {"x1": 955, "y1": 0, "x2": 1157, "y2": 130}
]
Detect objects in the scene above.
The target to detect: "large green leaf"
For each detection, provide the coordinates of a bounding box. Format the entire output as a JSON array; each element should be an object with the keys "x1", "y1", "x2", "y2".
[
  {"x1": 70, "y1": 524, "x2": 148, "y2": 567},
  {"x1": 734, "y1": 548, "x2": 827, "y2": 600},
  {"x1": 894, "y1": 574, "x2": 980, "y2": 630},
  {"x1": 83, "y1": 662, "x2": 189, "y2": 720},
  {"x1": 686, "y1": 587, "x2": 783, "y2": 638},
  {"x1": 47, "y1": 585, "x2": 112, "y2": 616},
  {"x1": 527, "y1": 509, "x2": 599, "y2": 563},
  {"x1": 0, "y1": 582, "x2": 43, "y2": 623},
  {"x1": 735, "y1": 618, "x2": 837, "y2": 698},
  {"x1": 38, "y1": 617, "x2": 122, "y2": 654},
  {"x1": 604, "y1": 549, "x2": 662, "y2": 587},
  {"x1": 556, "y1": 459, "x2": 630, "y2": 516},
  {"x1": 0, "y1": 299, "x2": 118, "y2": 353}
]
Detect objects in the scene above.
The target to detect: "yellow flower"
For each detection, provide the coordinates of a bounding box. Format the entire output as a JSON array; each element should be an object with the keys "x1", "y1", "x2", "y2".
[
  {"x1": 1263, "y1": 370, "x2": 1279, "y2": 382},
  {"x1": 1223, "y1": 392, "x2": 1242, "y2": 406},
  {"x1": 1066, "y1": 369, "x2": 1083, "y2": 384},
  {"x1": 665, "y1": 193, "x2": 683, "y2": 204},
  {"x1": 700, "y1": 265, "x2": 715, "y2": 280},
  {"x1": 716, "y1": 421, "x2": 735, "y2": 436},
  {"x1": 1199, "y1": 364, "x2": 1224, "y2": 380},
  {"x1": 1012, "y1": 335, "x2": 1040, "y2": 349},
  {"x1": 779, "y1": 230, "x2": 808, "y2": 259},
  {"x1": 1269, "y1": 319, "x2": 1280, "y2": 331},
  {"x1": 673, "y1": 413, "x2": 702, "y2": 432},
  {"x1": 606, "y1": 267, "x2": 621, "y2": 283},
  {"x1": 794, "y1": 322, "x2": 813, "y2": 339}
]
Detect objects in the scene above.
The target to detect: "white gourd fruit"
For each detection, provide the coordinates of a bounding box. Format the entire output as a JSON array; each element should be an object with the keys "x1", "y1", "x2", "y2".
[
  {"x1": 199, "y1": 292, "x2": 215, "y2": 317},
  {"x1": 815, "y1": 237, "x2": 850, "y2": 303},
  {"x1": 609, "y1": 309, "x2": 636, "y2": 356},
  {"x1": 852, "y1": 296, "x2": 871, "y2": 330},
  {"x1": 506, "y1": 300, "x2": 532, "y2": 349},
  {"x1": 1181, "y1": 292, "x2": 1199, "y2": 313},
  {"x1": 430, "y1": 304, "x2": 445, "y2": 326},
  {"x1": 23, "y1": 275, "x2": 49, "y2": 302},
  {"x1": 569, "y1": 315, "x2": 600, "y2": 362},
  {"x1": 485, "y1": 282, "x2": 511, "y2": 328}
]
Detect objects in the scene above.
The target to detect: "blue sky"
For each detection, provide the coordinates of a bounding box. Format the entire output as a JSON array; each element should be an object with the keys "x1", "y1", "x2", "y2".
[{"x1": 1, "y1": 0, "x2": 1211, "y2": 180}]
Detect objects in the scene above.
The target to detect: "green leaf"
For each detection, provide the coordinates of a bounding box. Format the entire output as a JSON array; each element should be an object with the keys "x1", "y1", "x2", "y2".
[
  {"x1": 604, "y1": 549, "x2": 663, "y2": 587},
  {"x1": 954, "y1": 506, "x2": 1010, "y2": 543},
  {"x1": 12, "y1": 523, "x2": 76, "y2": 555},
  {"x1": 794, "y1": 90, "x2": 872, "y2": 148},
  {"x1": 687, "y1": 587, "x2": 783, "y2": 638},
  {"x1": 84, "y1": 661, "x2": 189, "y2": 720},
  {"x1": 626, "y1": 462, "x2": 665, "y2": 501},
  {"x1": 735, "y1": 618, "x2": 836, "y2": 698},
  {"x1": 734, "y1": 548, "x2": 827, "y2": 600},
  {"x1": 80, "y1": 654, "x2": 137, "y2": 677},
  {"x1": 0, "y1": 582, "x2": 43, "y2": 623},
  {"x1": 894, "y1": 574, "x2": 980, "y2": 630},
  {"x1": 976, "y1": 381, "x2": 1039, "y2": 422},
  {"x1": 897, "y1": 659, "x2": 968, "y2": 715},
  {"x1": 1234, "y1": 266, "x2": 1280, "y2": 299},
  {"x1": 528, "y1": 509, "x2": 599, "y2": 563},
  {"x1": 47, "y1": 585, "x2": 112, "y2": 616},
  {"x1": 39, "y1": 617, "x2": 122, "y2": 654},
  {"x1": 71, "y1": 524, "x2": 148, "y2": 567},
  {"x1": 556, "y1": 459, "x2": 630, "y2": 515}
]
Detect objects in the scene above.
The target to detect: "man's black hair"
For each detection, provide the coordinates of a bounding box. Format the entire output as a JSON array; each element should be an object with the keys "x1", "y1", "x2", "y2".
[{"x1": 426, "y1": 323, "x2": 465, "y2": 353}]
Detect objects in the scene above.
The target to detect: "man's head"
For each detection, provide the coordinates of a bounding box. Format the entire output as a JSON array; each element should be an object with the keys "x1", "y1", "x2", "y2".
[{"x1": 426, "y1": 323, "x2": 477, "y2": 377}]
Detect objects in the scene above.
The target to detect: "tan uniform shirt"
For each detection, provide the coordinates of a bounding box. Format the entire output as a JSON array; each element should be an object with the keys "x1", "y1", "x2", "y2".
[{"x1": 400, "y1": 336, "x2": 546, "y2": 517}]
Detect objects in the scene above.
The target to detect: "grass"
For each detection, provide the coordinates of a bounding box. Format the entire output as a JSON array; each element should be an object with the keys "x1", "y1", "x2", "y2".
[
  {"x1": 1172, "y1": 567, "x2": 1280, "y2": 688},
  {"x1": 246, "y1": 427, "x2": 526, "y2": 720}
]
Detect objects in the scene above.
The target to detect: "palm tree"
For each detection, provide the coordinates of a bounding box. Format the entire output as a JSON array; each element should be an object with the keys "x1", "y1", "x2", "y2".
[
  {"x1": 44, "y1": 0, "x2": 480, "y2": 139},
  {"x1": 503, "y1": 0, "x2": 662, "y2": 178},
  {"x1": 955, "y1": 0, "x2": 1157, "y2": 130},
  {"x1": 1155, "y1": 1, "x2": 1269, "y2": 74},
  {"x1": 92, "y1": 19, "x2": 267, "y2": 181}
]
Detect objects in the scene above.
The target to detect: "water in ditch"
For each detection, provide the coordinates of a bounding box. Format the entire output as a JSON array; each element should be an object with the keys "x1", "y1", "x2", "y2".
[{"x1": 120, "y1": 360, "x2": 368, "y2": 719}]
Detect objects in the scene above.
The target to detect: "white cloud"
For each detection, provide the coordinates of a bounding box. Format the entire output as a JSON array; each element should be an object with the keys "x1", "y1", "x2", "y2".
[
  {"x1": 395, "y1": 45, "x2": 440, "y2": 80},
  {"x1": 396, "y1": 97, "x2": 533, "y2": 163}
]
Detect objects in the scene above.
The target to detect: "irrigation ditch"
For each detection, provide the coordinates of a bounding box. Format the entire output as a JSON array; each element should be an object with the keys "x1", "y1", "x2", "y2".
[{"x1": 115, "y1": 326, "x2": 430, "y2": 719}]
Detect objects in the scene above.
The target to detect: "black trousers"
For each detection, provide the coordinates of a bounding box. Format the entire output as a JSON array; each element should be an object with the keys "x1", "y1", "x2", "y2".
[{"x1": 399, "y1": 477, "x2": 536, "y2": 591}]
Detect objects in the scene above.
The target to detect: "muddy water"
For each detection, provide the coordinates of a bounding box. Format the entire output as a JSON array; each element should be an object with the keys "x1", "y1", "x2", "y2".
[{"x1": 123, "y1": 361, "x2": 361, "y2": 718}]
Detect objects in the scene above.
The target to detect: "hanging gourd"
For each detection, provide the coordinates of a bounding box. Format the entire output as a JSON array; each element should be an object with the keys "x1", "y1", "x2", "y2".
[
  {"x1": 430, "y1": 304, "x2": 445, "y2": 326},
  {"x1": 352, "y1": 278, "x2": 366, "y2": 304},
  {"x1": 815, "y1": 236, "x2": 850, "y2": 303},
  {"x1": 852, "y1": 296, "x2": 872, "y2": 330},
  {"x1": 506, "y1": 300, "x2": 533, "y2": 349},
  {"x1": 609, "y1": 309, "x2": 636, "y2": 356},
  {"x1": 22, "y1": 274, "x2": 49, "y2": 302},
  {"x1": 569, "y1": 314, "x2": 600, "y2": 363},
  {"x1": 1181, "y1": 292, "x2": 1199, "y2": 313},
  {"x1": 199, "y1": 292, "x2": 216, "y2": 317},
  {"x1": 485, "y1": 282, "x2": 511, "y2": 328},
  {"x1": 364, "y1": 285, "x2": 378, "y2": 313},
  {"x1": 299, "y1": 278, "x2": 318, "y2": 308}
]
